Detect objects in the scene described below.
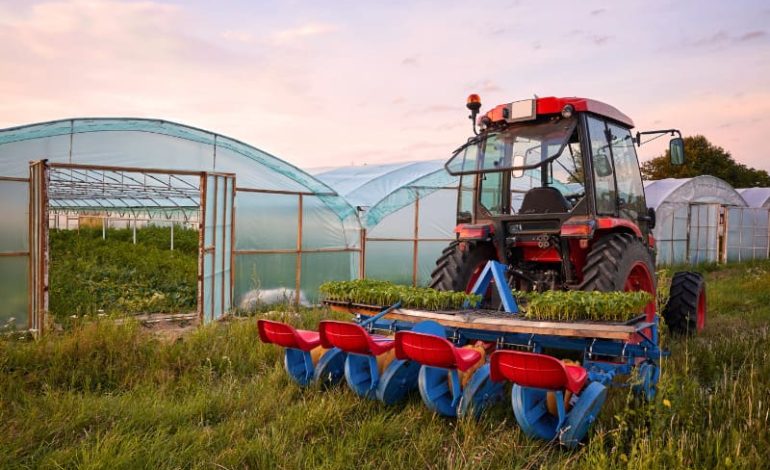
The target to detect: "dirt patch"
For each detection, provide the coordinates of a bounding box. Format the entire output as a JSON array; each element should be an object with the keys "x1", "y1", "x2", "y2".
[{"x1": 134, "y1": 313, "x2": 199, "y2": 342}]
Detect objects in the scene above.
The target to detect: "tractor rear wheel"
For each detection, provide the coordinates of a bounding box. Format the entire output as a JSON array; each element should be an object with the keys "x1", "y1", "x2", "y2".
[
  {"x1": 662, "y1": 272, "x2": 706, "y2": 335},
  {"x1": 579, "y1": 233, "x2": 656, "y2": 320},
  {"x1": 429, "y1": 241, "x2": 497, "y2": 293}
]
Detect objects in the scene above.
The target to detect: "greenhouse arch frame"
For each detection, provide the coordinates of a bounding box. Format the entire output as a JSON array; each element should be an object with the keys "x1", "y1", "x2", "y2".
[{"x1": 0, "y1": 118, "x2": 362, "y2": 333}]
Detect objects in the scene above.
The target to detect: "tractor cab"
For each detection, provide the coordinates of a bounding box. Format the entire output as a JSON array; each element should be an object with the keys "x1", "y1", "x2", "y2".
[
  {"x1": 446, "y1": 97, "x2": 651, "y2": 242},
  {"x1": 431, "y1": 96, "x2": 684, "y2": 308}
]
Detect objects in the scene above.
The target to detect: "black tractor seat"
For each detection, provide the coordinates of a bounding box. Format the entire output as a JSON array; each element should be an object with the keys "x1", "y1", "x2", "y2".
[{"x1": 519, "y1": 187, "x2": 571, "y2": 214}]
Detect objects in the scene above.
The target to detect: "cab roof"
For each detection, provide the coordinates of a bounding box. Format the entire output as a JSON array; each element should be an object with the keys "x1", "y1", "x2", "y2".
[{"x1": 484, "y1": 96, "x2": 634, "y2": 128}]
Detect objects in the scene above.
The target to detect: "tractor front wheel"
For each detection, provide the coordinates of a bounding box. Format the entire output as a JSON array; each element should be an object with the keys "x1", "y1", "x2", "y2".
[
  {"x1": 429, "y1": 240, "x2": 497, "y2": 293},
  {"x1": 579, "y1": 233, "x2": 656, "y2": 320}
]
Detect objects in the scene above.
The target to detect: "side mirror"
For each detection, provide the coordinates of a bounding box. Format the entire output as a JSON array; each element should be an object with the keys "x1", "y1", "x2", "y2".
[
  {"x1": 594, "y1": 153, "x2": 613, "y2": 178},
  {"x1": 638, "y1": 207, "x2": 656, "y2": 229},
  {"x1": 670, "y1": 137, "x2": 685, "y2": 165},
  {"x1": 647, "y1": 207, "x2": 656, "y2": 229}
]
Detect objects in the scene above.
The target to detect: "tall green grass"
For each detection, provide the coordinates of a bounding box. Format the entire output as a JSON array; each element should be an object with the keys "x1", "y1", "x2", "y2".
[{"x1": 1, "y1": 261, "x2": 769, "y2": 468}]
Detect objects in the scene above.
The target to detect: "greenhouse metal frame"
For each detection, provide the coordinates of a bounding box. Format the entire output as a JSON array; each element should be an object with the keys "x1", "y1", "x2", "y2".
[
  {"x1": 316, "y1": 161, "x2": 459, "y2": 286},
  {"x1": 0, "y1": 118, "x2": 362, "y2": 333}
]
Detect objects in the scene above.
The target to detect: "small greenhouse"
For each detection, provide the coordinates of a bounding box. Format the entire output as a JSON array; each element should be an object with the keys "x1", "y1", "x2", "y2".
[
  {"x1": 0, "y1": 118, "x2": 360, "y2": 332},
  {"x1": 316, "y1": 161, "x2": 459, "y2": 285},
  {"x1": 728, "y1": 188, "x2": 770, "y2": 261},
  {"x1": 644, "y1": 176, "x2": 747, "y2": 265},
  {"x1": 737, "y1": 188, "x2": 770, "y2": 209}
]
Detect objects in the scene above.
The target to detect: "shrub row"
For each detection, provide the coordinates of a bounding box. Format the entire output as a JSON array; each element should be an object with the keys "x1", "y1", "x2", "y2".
[{"x1": 320, "y1": 279, "x2": 652, "y2": 322}]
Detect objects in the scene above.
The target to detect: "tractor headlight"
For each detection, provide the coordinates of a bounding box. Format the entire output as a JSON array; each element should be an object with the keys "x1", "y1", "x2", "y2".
[{"x1": 561, "y1": 104, "x2": 575, "y2": 119}]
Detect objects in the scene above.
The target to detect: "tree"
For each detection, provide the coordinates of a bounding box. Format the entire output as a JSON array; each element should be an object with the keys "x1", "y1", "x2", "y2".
[{"x1": 640, "y1": 135, "x2": 770, "y2": 188}]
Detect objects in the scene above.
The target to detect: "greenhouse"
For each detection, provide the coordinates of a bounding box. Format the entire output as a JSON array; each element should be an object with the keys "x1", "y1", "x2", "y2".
[
  {"x1": 316, "y1": 161, "x2": 459, "y2": 285},
  {"x1": 727, "y1": 188, "x2": 770, "y2": 261},
  {"x1": 643, "y1": 176, "x2": 748, "y2": 265},
  {"x1": 0, "y1": 118, "x2": 360, "y2": 332},
  {"x1": 737, "y1": 187, "x2": 770, "y2": 209}
]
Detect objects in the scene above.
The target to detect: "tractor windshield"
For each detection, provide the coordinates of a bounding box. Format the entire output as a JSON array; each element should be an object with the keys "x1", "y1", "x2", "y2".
[{"x1": 446, "y1": 117, "x2": 578, "y2": 176}]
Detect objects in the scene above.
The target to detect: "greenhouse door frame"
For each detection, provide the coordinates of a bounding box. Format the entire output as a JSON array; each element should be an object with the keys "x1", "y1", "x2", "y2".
[{"x1": 28, "y1": 160, "x2": 235, "y2": 333}]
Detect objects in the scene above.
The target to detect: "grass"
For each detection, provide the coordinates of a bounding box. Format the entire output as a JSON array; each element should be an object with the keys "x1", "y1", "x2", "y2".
[
  {"x1": 48, "y1": 226, "x2": 198, "y2": 321},
  {"x1": 1, "y1": 261, "x2": 769, "y2": 468}
]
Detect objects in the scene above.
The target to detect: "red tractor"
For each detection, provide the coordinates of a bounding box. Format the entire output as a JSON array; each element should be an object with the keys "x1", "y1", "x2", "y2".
[{"x1": 430, "y1": 95, "x2": 706, "y2": 335}]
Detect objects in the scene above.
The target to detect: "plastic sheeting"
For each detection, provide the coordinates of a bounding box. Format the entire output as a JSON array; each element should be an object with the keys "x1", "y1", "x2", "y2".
[
  {"x1": 726, "y1": 207, "x2": 769, "y2": 262},
  {"x1": 644, "y1": 176, "x2": 747, "y2": 265},
  {"x1": 315, "y1": 160, "x2": 447, "y2": 209},
  {"x1": 0, "y1": 179, "x2": 29, "y2": 329},
  {"x1": 0, "y1": 119, "x2": 354, "y2": 218},
  {"x1": 319, "y1": 162, "x2": 459, "y2": 286},
  {"x1": 0, "y1": 118, "x2": 361, "y2": 321},
  {"x1": 737, "y1": 188, "x2": 770, "y2": 208}
]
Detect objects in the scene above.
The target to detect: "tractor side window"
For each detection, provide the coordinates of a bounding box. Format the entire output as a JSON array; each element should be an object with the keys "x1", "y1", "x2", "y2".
[
  {"x1": 607, "y1": 123, "x2": 646, "y2": 222},
  {"x1": 457, "y1": 173, "x2": 474, "y2": 223},
  {"x1": 479, "y1": 171, "x2": 507, "y2": 216},
  {"x1": 587, "y1": 116, "x2": 617, "y2": 215}
]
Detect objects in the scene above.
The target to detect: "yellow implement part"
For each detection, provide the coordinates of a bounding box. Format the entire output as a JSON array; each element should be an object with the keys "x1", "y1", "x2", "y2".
[
  {"x1": 459, "y1": 344, "x2": 487, "y2": 388},
  {"x1": 377, "y1": 348, "x2": 397, "y2": 375},
  {"x1": 310, "y1": 346, "x2": 327, "y2": 366},
  {"x1": 546, "y1": 359, "x2": 579, "y2": 416}
]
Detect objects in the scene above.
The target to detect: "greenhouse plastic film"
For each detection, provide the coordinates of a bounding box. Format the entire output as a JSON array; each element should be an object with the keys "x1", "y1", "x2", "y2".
[
  {"x1": 234, "y1": 192, "x2": 298, "y2": 250},
  {"x1": 726, "y1": 207, "x2": 769, "y2": 262},
  {"x1": 0, "y1": 257, "x2": 29, "y2": 329},
  {"x1": 234, "y1": 253, "x2": 298, "y2": 308},
  {"x1": 0, "y1": 181, "x2": 29, "y2": 252},
  {"x1": 300, "y1": 251, "x2": 358, "y2": 304},
  {"x1": 364, "y1": 241, "x2": 413, "y2": 284},
  {"x1": 416, "y1": 188, "x2": 457, "y2": 239}
]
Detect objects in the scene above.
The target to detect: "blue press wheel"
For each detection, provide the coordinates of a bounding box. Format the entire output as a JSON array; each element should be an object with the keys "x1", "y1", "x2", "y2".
[
  {"x1": 632, "y1": 362, "x2": 660, "y2": 401},
  {"x1": 410, "y1": 320, "x2": 458, "y2": 415},
  {"x1": 376, "y1": 358, "x2": 422, "y2": 405},
  {"x1": 458, "y1": 364, "x2": 504, "y2": 418},
  {"x1": 283, "y1": 348, "x2": 315, "y2": 387},
  {"x1": 559, "y1": 382, "x2": 608, "y2": 448},
  {"x1": 511, "y1": 385, "x2": 560, "y2": 441},
  {"x1": 312, "y1": 347, "x2": 346, "y2": 387},
  {"x1": 344, "y1": 353, "x2": 379, "y2": 399},
  {"x1": 418, "y1": 366, "x2": 460, "y2": 417}
]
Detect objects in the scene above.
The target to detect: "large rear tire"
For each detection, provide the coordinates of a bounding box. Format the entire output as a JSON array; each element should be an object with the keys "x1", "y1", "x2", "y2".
[
  {"x1": 429, "y1": 241, "x2": 497, "y2": 293},
  {"x1": 579, "y1": 233, "x2": 656, "y2": 320},
  {"x1": 662, "y1": 272, "x2": 706, "y2": 336}
]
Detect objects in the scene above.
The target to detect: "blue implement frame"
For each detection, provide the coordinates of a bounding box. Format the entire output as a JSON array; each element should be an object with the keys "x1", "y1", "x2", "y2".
[
  {"x1": 349, "y1": 261, "x2": 666, "y2": 401},
  {"x1": 466, "y1": 260, "x2": 519, "y2": 313}
]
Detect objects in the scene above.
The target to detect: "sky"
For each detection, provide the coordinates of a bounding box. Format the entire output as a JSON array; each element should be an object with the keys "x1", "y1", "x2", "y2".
[{"x1": 0, "y1": 0, "x2": 768, "y2": 171}]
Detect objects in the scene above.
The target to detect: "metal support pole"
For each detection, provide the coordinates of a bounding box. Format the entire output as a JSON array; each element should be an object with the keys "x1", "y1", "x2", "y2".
[
  {"x1": 295, "y1": 194, "x2": 304, "y2": 306},
  {"x1": 171, "y1": 221, "x2": 174, "y2": 251},
  {"x1": 132, "y1": 214, "x2": 137, "y2": 244},
  {"x1": 102, "y1": 216, "x2": 106, "y2": 240},
  {"x1": 412, "y1": 193, "x2": 419, "y2": 287}
]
